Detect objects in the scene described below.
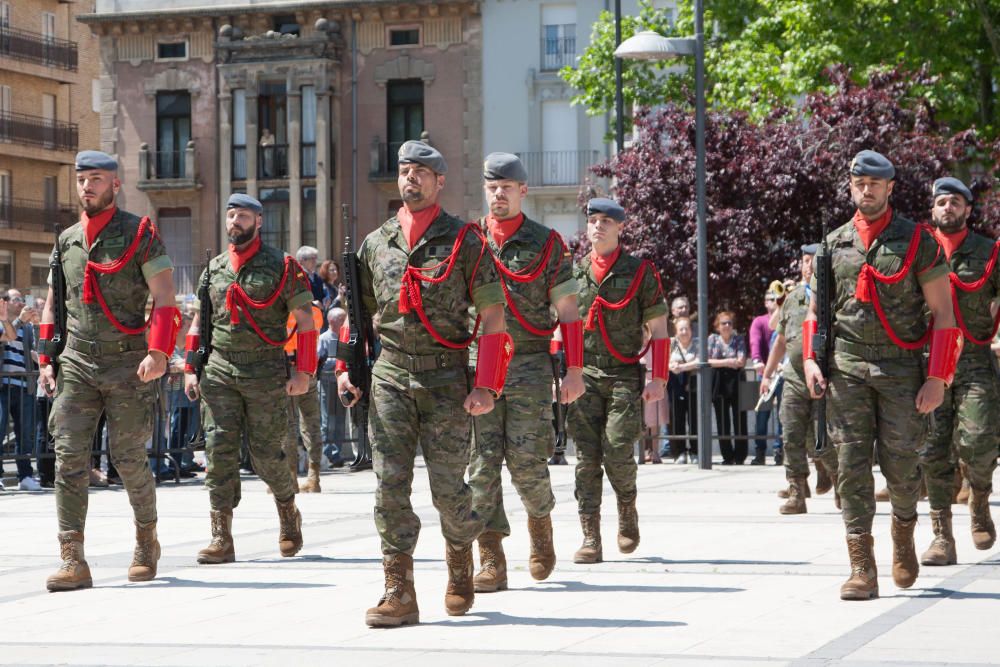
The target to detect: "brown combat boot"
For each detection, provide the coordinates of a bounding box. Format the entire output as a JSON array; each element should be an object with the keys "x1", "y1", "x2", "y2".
[
  {"x1": 275, "y1": 496, "x2": 303, "y2": 557},
  {"x1": 197, "y1": 510, "x2": 235, "y2": 564},
  {"x1": 127, "y1": 520, "x2": 161, "y2": 582},
  {"x1": 969, "y1": 487, "x2": 996, "y2": 550},
  {"x1": 780, "y1": 477, "x2": 808, "y2": 515},
  {"x1": 46, "y1": 531, "x2": 93, "y2": 592},
  {"x1": 956, "y1": 477, "x2": 971, "y2": 504},
  {"x1": 778, "y1": 482, "x2": 811, "y2": 499},
  {"x1": 528, "y1": 514, "x2": 556, "y2": 580},
  {"x1": 891, "y1": 514, "x2": 919, "y2": 588},
  {"x1": 875, "y1": 486, "x2": 890, "y2": 502},
  {"x1": 298, "y1": 462, "x2": 322, "y2": 493},
  {"x1": 473, "y1": 531, "x2": 508, "y2": 593},
  {"x1": 617, "y1": 499, "x2": 640, "y2": 554},
  {"x1": 920, "y1": 508, "x2": 957, "y2": 566},
  {"x1": 831, "y1": 469, "x2": 842, "y2": 510},
  {"x1": 573, "y1": 513, "x2": 603, "y2": 564},
  {"x1": 444, "y1": 542, "x2": 475, "y2": 616},
  {"x1": 366, "y1": 553, "x2": 419, "y2": 627},
  {"x1": 840, "y1": 533, "x2": 878, "y2": 600},
  {"x1": 815, "y1": 460, "x2": 833, "y2": 495}
]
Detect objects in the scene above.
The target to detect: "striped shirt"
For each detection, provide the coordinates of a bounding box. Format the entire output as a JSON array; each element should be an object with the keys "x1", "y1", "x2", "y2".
[{"x1": 1, "y1": 323, "x2": 30, "y2": 388}]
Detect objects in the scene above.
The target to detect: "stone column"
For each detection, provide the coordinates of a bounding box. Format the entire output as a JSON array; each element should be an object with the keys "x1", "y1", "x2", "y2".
[
  {"x1": 287, "y1": 75, "x2": 302, "y2": 251},
  {"x1": 315, "y1": 87, "x2": 331, "y2": 256},
  {"x1": 245, "y1": 89, "x2": 259, "y2": 199},
  {"x1": 217, "y1": 88, "x2": 233, "y2": 244}
]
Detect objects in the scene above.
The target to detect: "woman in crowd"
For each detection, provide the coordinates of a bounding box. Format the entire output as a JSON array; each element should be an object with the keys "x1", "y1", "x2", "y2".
[
  {"x1": 668, "y1": 316, "x2": 699, "y2": 464},
  {"x1": 708, "y1": 311, "x2": 748, "y2": 464},
  {"x1": 319, "y1": 260, "x2": 347, "y2": 313}
]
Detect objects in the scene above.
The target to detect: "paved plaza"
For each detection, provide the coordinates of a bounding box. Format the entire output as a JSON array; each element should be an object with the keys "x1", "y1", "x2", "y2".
[{"x1": 0, "y1": 460, "x2": 998, "y2": 667}]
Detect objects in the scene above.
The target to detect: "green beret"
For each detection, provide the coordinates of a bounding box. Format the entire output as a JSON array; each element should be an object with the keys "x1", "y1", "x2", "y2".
[
  {"x1": 586, "y1": 197, "x2": 626, "y2": 222},
  {"x1": 398, "y1": 140, "x2": 448, "y2": 175},
  {"x1": 227, "y1": 193, "x2": 263, "y2": 214},
  {"x1": 850, "y1": 150, "x2": 895, "y2": 180},
  {"x1": 75, "y1": 150, "x2": 118, "y2": 172},
  {"x1": 932, "y1": 177, "x2": 973, "y2": 203},
  {"x1": 483, "y1": 152, "x2": 528, "y2": 183}
]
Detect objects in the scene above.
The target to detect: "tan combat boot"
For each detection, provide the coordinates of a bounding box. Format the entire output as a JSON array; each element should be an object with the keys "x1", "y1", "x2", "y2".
[
  {"x1": 617, "y1": 499, "x2": 639, "y2": 554},
  {"x1": 969, "y1": 487, "x2": 996, "y2": 550},
  {"x1": 840, "y1": 533, "x2": 878, "y2": 600},
  {"x1": 46, "y1": 531, "x2": 93, "y2": 592},
  {"x1": 473, "y1": 531, "x2": 508, "y2": 593},
  {"x1": 920, "y1": 508, "x2": 957, "y2": 566},
  {"x1": 197, "y1": 510, "x2": 235, "y2": 564},
  {"x1": 891, "y1": 514, "x2": 919, "y2": 588},
  {"x1": 777, "y1": 482, "x2": 811, "y2": 499},
  {"x1": 956, "y1": 462, "x2": 971, "y2": 504},
  {"x1": 444, "y1": 542, "x2": 475, "y2": 616},
  {"x1": 127, "y1": 520, "x2": 161, "y2": 582},
  {"x1": 528, "y1": 514, "x2": 556, "y2": 580},
  {"x1": 366, "y1": 553, "x2": 419, "y2": 627},
  {"x1": 275, "y1": 496, "x2": 303, "y2": 557},
  {"x1": 298, "y1": 462, "x2": 322, "y2": 493},
  {"x1": 573, "y1": 513, "x2": 603, "y2": 564},
  {"x1": 815, "y1": 460, "x2": 833, "y2": 495},
  {"x1": 779, "y1": 477, "x2": 808, "y2": 515}
]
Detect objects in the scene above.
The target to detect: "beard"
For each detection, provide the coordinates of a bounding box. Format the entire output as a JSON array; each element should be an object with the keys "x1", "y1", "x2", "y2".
[
  {"x1": 401, "y1": 185, "x2": 425, "y2": 204},
  {"x1": 855, "y1": 197, "x2": 887, "y2": 218},
  {"x1": 81, "y1": 188, "x2": 115, "y2": 216},
  {"x1": 228, "y1": 225, "x2": 257, "y2": 246},
  {"x1": 934, "y1": 213, "x2": 967, "y2": 234},
  {"x1": 489, "y1": 201, "x2": 510, "y2": 218}
]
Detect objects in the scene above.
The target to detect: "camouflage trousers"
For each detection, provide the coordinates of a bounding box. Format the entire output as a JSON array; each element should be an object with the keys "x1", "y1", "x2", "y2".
[
  {"x1": 567, "y1": 366, "x2": 642, "y2": 515},
  {"x1": 827, "y1": 353, "x2": 926, "y2": 533},
  {"x1": 370, "y1": 369, "x2": 484, "y2": 555},
  {"x1": 201, "y1": 354, "x2": 297, "y2": 510},
  {"x1": 780, "y1": 369, "x2": 838, "y2": 480},
  {"x1": 282, "y1": 374, "x2": 323, "y2": 469},
  {"x1": 50, "y1": 345, "x2": 157, "y2": 533},
  {"x1": 468, "y1": 353, "x2": 556, "y2": 536},
  {"x1": 920, "y1": 355, "x2": 1000, "y2": 509}
]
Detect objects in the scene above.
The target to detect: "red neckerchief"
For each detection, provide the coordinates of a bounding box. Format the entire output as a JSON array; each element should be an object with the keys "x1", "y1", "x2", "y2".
[
  {"x1": 486, "y1": 213, "x2": 524, "y2": 247},
  {"x1": 853, "y1": 207, "x2": 893, "y2": 251},
  {"x1": 228, "y1": 235, "x2": 261, "y2": 272},
  {"x1": 931, "y1": 227, "x2": 969, "y2": 261},
  {"x1": 591, "y1": 246, "x2": 621, "y2": 284},
  {"x1": 398, "y1": 204, "x2": 441, "y2": 250},
  {"x1": 82, "y1": 206, "x2": 117, "y2": 247}
]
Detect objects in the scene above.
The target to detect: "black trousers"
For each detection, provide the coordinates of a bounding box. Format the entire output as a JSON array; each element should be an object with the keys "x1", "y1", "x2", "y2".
[
  {"x1": 713, "y1": 369, "x2": 747, "y2": 463},
  {"x1": 670, "y1": 384, "x2": 697, "y2": 457}
]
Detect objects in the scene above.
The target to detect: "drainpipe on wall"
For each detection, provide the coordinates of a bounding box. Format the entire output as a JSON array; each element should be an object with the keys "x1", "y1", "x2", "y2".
[
  {"x1": 213, "y1": 17, "x2": 221, "y2": 253},
  {"x1": 350, "y1": 16, "x2": 358, "y2": 242}
]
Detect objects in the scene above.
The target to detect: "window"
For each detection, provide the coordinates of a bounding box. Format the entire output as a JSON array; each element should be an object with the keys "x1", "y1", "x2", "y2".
[
  {"x1": 0, "y1": 3, "x2": 10, "y2": 29},
  {"x1": 41, "y1": 94, "x2": 55, "y2": 148},
  {"x1": 387, "y1": 79, "x2": 424, "y2": 173},
  {"x1": 232, "y1": 89, "x2": 247, "y2": 180},
  {"x1": 157, "y1": 208, "x2": 193, "y2": 290},
  {"x1": 0, "y1": 85, "x2": 10, "y2": 144},
  {"x1": 273, "y1": 14, "x2": 299, "y2": 36},
  {"x1": 541, "y1": 23, "x2": 575, "y2": 71},
  {"x1": 156, "y1": 91, "x2": 191, "y2": 178},
  {"x1": 30, "y1": 253, "x2": 49, "y2": 296},
  {"x1": 0, "y1": 170, "x2": 11, "y2": 225},
  {"x1": 389, "y1": 27, "x2": 420, "y2": 47},
  {"x1": 43, "y1": 176, "x2": 56, "y2": 212},
  {"x1": 42, "y1": 12, "x2": 55, "y2": 41},
  {"x1": 156, "y1": 41, "x2": 188, "y2": 61},
  {"x1": 259, "y1": 188, "x2": 289, "y2": 250},
  {"x1": 301, "y1": 86, "x2": 316, "y2": 178},
  {"x1": 301, "y1": 187, "x2": 316, "y2": 248},
  {"x1": 258, "y1": 82, "x2": 288, "y2": 179},
  {"x1": 0, "y1": 250, "x2": 12, "y2": 288}
]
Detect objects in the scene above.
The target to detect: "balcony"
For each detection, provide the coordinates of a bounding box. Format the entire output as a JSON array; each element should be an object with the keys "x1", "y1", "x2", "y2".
[
  {"x1": 0, "y1": 26, "x2": 78, "y2": 71},
  {"x1": 0, "y1": 111, "x2": 78, "y2": 152},
  {"x1": 258, "y1": 143, "x2": 289, "y2": 180},
  {"x1": 516, "y1": 150, "x2": 599, "y2": 187},
  {"x1": 540, "y1": 36, "x2": 575, "y2": 72},
  {"x1": 369, "y1": 140, "x2": 404, "y2": 180},
  {"x1": 0, "y1": 198, "x2": 76, "y2": 234},
  {"x1": 137, "y1": 141, "x2": 199, "y2": 192}
]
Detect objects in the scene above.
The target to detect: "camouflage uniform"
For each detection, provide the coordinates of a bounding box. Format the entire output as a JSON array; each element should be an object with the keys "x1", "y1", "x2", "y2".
[
  {"x1": 282, "y1": 376, "x2": 322, "y2": 470},
  {"x1": 199, "y1": 245, "x2": 313, "y2": 510},
  {"x1": 358, "y1": 209, "x2": 503, "y2": 555},
  {"x1": 818, "y1": 212, "x2": 947, "y2": 533},
  {"x1": 467, "y1": 216, "x2": 577, "y2": 535},
  {"x1": 49, "y1": 209, "x2": 172, "y2": 533},
  {"x1": 568, "y1": 253, "x2": 666, "y2": 514}
]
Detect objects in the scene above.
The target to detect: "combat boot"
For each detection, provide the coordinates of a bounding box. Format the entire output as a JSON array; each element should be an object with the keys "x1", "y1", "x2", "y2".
[
  {"x1": 366, "y1": 553, "x2": 419, "y2": 627},
  {"x1": 473, "y1": 531, "x2": 507, "y2": 593},
  {"x1": 275, "y1": 496, "x2": 303, "y2": 557},
  {"x1": 840, "y1": 533, "x2": 878, "y2": 600},
  {"x1": 46, "y1": 531, "x2": 93, "y2": 592},
  {"x1": 831, "y1": 469, "x2": 842, "y2": 510},
  {"x1": 779, "y1": 477, "x2": 808, "y2": 515},
  {"x1": 874, "y1": 486, "x2": 890, "y2": 502},
  {"x1": 920, "y1": 508, "x2": 957, "y2": 566},
  {"x1": 444, "y1": 542, "x2": 475, "y2": 616},
  {"x1": 815, "y1": 460, "x2": 833, "y2": 495},
  {"x1": 617, "y1": 498, "x2": 640, "y2": 554},
  {"x1": 197, "y1": 510, "x2": 235, "y2": 564},
  {"x1": 891, "y1": 514, "x2": 919, "y2": 588},
  {"x1": 956, "y1": 478, "x2": 971, "y2": 504},
  {"x1": 298, "y1": 462, "x2": 322, "y2": 493},
  {"x1": 573, "y1": 513, "x2": 603, "y2": 563},
  {"x1": 969, "y1": 487, "x2": 996, "y2": 550},
  {"x1": 528, "y1": 514, "x2": 556, "y2": 580},
  {"x1": 777, "y1": 482, "x2": 811, "y2": 499},
  {"x1": 127, "y1": 520, "x2": 161, "y2": 582}
]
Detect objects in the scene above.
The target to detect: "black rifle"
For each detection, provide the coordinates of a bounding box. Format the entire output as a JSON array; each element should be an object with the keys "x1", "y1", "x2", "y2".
[
  {"x1": 43, "y1": 230, "x2": 67, "y2": 377},
  {"x1": 548, "y1": 348, "x2": 568, "y2": 465},
  {"x1": 812, "y1": 220, "x2": 833, "y2": 452},
  {"x1": 187, "y1": 249, "x2": 213, "y2": 379}
]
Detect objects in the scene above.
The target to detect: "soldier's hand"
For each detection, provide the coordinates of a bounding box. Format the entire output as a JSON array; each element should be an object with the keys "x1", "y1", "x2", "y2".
[
  {"x1": 641, "y1": 379, "x2": 666, "y2": 403},
  {"x1": 337, "y1": 372, "x2": 361, "y2": 407},
  {"x1": 184, "y1": 372, "x2": 201, "y2": 401},
  {"x1": 560, "y1": 367, "x2": 585, "y2": 404},
  {"x1": 803, "y1": 359, "x2": 826, "y2": 398},
  {"x1": 286, "y1": 371, "x2": 310, "y2": 396},
  {"x1": 137, "y1": 351, "x2": 167, "y2": 383},
  {"x1": 464, "y1": 387, "x2": 495, "y2": 416},
  {"x1": 759, "y1": 376, "x2": 771, "y2": 397},
  {"x1": 915, "y1": 377, "x2": 945, "y2": 414},
  {"x1": 39, "y1": 365, "x2": 56, "y2": 397}
]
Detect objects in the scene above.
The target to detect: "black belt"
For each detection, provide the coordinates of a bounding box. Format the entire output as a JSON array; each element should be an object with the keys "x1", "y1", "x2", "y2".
[
  {"x1": 213, "y1": 347, "x2": 286, "y2": 365},
  {"x1": 66, "y1": 335, "x2": 145, "y2": 357},
  {"x1": 380, "y1": 348, "x2": 468, "y2": 372},
  {"x1": 834, "y1": 338, "x2": 921, "y2": 360}
]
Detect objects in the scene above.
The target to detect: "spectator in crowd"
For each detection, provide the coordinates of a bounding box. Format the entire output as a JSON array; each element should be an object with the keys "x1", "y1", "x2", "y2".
[
  {"x1": 156, "y1": 304, "x2": 200, "y2": 479},
  {"x1": 749, "y1": 287, "x2": 780, "y2": 465},
  {"x1": 668, "y1": 316, "x2": 699, "y2": 464},
  {"x1": 1, "y1": 289, "x2": 41, "y2": 490},
  {"x1": 317, "y1": 307, "x2": 348, "y2": 468},
  {"x1": 668, "y1": 296, "x2": 691, "y2": 336},
  {"x1": 641, "y1": 345, "x2": 667, "y2": 464},
  {"x1": 708, "y1": 310, "x2": 748, "y2": 464},
  {"x1": 295, "y1": 246, "x2": 327, "y2": 303},
  {"x1": 319, "y1": 260, "x2": 347, "y2": 314}
]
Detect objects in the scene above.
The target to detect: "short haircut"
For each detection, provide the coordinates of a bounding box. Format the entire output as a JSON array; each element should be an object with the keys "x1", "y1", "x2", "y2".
[
  {"x1": 673, "y1": 316, "x2": 692, "y2": 330},
  {"x1": 713, "y1": 310, "x2": 736, "y2": 329},
  {"x1": 671, "y1": 296, "x2": 690, "y2": 309},
  {"x1": 296, "y1": 246, "x2": 319, "y2": 262}
]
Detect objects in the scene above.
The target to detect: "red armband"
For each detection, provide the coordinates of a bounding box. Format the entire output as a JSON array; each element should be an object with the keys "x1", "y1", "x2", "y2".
[
  {"x1": 560, "y1": 320, "x2": 584, "y2": 368},
  {"x1": 296, "y1": 329, "x2": 319, "y2": 375},
  {"x1": 928, "y1": 327, "x2": 963, "y2": 386},
  {"x1": 335, "y1": 322, "x2": 350, "y2": 375},
  {"x1": 38, "y1": 322, "x2": 54, "y2": 366},
  {"x1": 549, "y1": 339, "x2": 563, "y2": 355},
  {"x1": 183, "y1": 333, "x2": 200, "y2": 374},
  {"x1": 149, "y1": 306, "x2": 182, "y2": 357},
  {"x1": 474, "y1": 332, "x2": 515, "y2": 397},
  {"x1": 802, "y1": 319, "x2": 818, "y2": 361},
  {"x1": 651, "y1": 337, "x2": 670, "y2": 382}
]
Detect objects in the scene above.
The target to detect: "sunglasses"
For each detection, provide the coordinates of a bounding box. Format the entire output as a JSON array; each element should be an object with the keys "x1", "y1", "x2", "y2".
[{"x1": 719, "y1": 321, "x2": 733, "y2": 326}]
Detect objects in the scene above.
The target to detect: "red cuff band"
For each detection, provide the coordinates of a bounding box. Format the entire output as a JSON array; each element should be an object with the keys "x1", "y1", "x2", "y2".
[
  {"x1": 39, "y1": 354, "x2": 52, "y2": 366},
  {"x1": 335, "y1": 322, "x2": 350, "y2": 374},
  {"x1": 296, "y1": 329, "x2": 319, "y2": 375},
  {"x1": 474, "y1": 332, "x2": 515, "y2": 396},
  {"x1": 184, "y1": 333, "x2": 200, "y2": 374},
  {"x1": 149, "y1": 306, "x2": 182, "y2": 356},
  {"x1": 560, "y1": 320, "x2": 584, "y2": 368},
  {"x1": 928, "y1": 327, "x2": 963, "y2": 386},
  {"x1": 549, "y1": 339, "x2": 563, "y2": 355},
  {"x1": 802, "y1": 320, "x2": 818, "y2": 361},
  {"x1": 38, "y1": 322, "x2": 55, "y2": 366},
  {"x1": 651, "y1": 337, "x2": 670, "y2": 382}
]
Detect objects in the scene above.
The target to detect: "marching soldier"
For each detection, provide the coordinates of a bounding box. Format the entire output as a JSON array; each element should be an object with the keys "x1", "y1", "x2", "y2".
[
  {"x1": 282, "y1": 301, "x2": 326, "y2": 492},
  {"x1": 568, "y1": 198, "x2": 669, "y2": 563},
  {"x1": 803, "y1": 150, "x2": 959, "y2": 600},
  {"x1": 467, "y1": 153, "x2": 585, "y2": 593},
  {"x1": 183, "y1": 194, "x2": 316, "y2": 564},
  {"x1": 40, "y1": 151, "x2": 180, "y2": 591},
  {"x1": 920, "y1": 177, "x2": 998, "y2": 565},
  {"x1": 337, "y1": 141, "x2": 510, "y2": 627}
]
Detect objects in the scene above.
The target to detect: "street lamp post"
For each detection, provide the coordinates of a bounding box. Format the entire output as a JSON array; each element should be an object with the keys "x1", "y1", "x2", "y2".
[{"x1": 615, "y1": 1, "x2": 711, "y2": 470}]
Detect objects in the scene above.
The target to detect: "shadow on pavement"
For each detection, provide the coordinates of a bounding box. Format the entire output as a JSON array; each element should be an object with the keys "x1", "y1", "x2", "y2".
[
  {"x1": 913, "y1": 587, "x2": 1000, "y2": 600},
  {"x1": 633, "y1": 556, "x2": 809, "y2": 566},
  {"x1": 424, "y1": 611, "x2": 687, "y2": 628},
  {"x1": 527, "y1": 580, "x2": 743, "y2": 594},
  {"x1": 110, "y1": 576, "x2": 333, "y2": 590}
]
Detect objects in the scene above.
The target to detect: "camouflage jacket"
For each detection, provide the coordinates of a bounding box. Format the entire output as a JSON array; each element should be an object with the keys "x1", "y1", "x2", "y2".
[
  {"x1": 51, "y1": 208, "x2": 172, "y2": 343},
  {"x1": 776, "y1": 282, "x2": 810, "y2": 375},
  {"x1": 945, "y1": 230, "x2": 1000, "y2": 370}
]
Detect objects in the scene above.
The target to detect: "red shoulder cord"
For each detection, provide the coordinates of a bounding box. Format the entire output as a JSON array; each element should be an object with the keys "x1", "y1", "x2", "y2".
[
  {"x1": 855, "y1": 224, "x2": 932, "y2": 350},
  {"x1": 225, "y1": 256, "x2": 311, "y2": 346},
  {"x1": 398, "y1": 223, "x2": 485, "y2": 350},
  {"x1": 81, "y1": 216, "x2": 159, "y2": 335},
  {"x1": 489, "y1": 230, "x2": 565, "y2": 336},
  {"x1": 584, "y1": 259, "x2": 664, "y2": 363},
  {"x1": 950, "y1": 240, "x2": 1000, "y2": 346}
]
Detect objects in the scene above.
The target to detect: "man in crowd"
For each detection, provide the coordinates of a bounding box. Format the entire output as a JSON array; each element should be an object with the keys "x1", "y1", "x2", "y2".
[
  {"x1": 296, "y1": 245, "x2": 326, "y2": 303},
  {"x1": 1, "y1": 289, "x2": 40, "y2": 490},
  {"x1": 317, "y1": 307, "x2": 347, "y2": 468},
  {"x1": 749, "y1": 287, "x2": 780, "y2": 465}
]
